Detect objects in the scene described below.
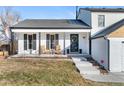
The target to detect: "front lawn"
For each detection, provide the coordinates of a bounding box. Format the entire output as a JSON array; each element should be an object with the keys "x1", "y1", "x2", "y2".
[{"x1": 0, "y1": 58, "x2": 124, "y2": 86}]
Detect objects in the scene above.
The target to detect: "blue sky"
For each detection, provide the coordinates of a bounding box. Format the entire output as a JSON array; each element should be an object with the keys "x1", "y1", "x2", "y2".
[{"x1": 0, "y1": 6, "x2": 124, "y2": 19}]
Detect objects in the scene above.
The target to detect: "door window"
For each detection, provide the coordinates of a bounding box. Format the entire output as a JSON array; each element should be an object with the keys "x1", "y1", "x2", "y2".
[{"x1": 70, "y1": 34, "x2": 79, "y2": 52}]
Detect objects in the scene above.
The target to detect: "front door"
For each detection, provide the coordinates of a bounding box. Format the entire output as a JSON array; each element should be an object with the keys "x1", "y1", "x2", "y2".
[{"x1": 70, "y1": 34, "x2": 79, "y2": 52}]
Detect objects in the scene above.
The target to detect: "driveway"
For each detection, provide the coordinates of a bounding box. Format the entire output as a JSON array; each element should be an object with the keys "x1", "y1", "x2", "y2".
[{"x1": 83, "y1": 72, "x2": 124, "y2": 83}]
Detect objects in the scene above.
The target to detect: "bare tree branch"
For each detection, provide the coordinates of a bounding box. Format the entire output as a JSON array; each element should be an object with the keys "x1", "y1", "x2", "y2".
[{"x1": 0, "y1": 7, "x2": 21, "y2": 38}]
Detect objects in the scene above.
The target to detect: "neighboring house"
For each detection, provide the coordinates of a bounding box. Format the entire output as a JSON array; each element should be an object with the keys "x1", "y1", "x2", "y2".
[{"x1": 10, "y1": 8, "x2": 124, "y2": 72}]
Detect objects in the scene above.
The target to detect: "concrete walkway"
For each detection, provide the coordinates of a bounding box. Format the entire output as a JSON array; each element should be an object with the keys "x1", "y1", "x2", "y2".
[
  {"x1": 72, "y1": 57, "x2": 100, "y2": 75},
  {"x1": 72, "y1": 56, "x2": 124, "y2": 83}
]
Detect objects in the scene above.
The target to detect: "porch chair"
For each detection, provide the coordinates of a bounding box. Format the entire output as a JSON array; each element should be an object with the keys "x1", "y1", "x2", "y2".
[
  {"x1": 41, "y1": 45, "x2": 51, "y2": 54},
  {"x1": 55, "y1": 45, "x2": 61, "y2": 54}
]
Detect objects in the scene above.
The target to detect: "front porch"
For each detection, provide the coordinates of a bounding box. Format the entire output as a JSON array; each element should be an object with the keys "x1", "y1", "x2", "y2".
[{"x1": 12, "y1": 29, "x2": 90, "y2": 55}]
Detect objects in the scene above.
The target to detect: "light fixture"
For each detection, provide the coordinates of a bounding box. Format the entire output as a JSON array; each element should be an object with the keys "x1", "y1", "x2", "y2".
[{"x1": 82, "y1": 36, "x2": 85, "y2": 39}]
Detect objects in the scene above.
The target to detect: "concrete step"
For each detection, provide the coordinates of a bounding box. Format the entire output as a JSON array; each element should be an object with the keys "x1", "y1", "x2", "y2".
[
  {"x1": 72, "y1": 57, "x2": 100, "y2": 75},
  {"x1": 77, "y1": 66, "x2": 100, "y2": 75},
  {"x1": 72, "y1": 57, "x2": 87, "y2": 62},
  {"x1": 75, "y1": 61, "x2": 93, "y2": 67}
]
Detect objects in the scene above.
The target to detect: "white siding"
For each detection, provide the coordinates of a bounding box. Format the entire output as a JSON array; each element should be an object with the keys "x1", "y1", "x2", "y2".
[
  {"x1": 40, "y1": 32, "x2": 46, "y2": 48},
  {"x1": 108, "y1": 38, "x2": 124, "y2": 72},
  {"x1": 91, "y1": 12, "x2": 124, "y2": 35},
  {"x1": 64, "y1": 32, "x2": 89, "y2": 54},
  {"x1": 18, "y1": 33, "x2": 24, "y2": 54},
  {"x1": 92, "y1": 37, "x2": 109, "y2": 70}
]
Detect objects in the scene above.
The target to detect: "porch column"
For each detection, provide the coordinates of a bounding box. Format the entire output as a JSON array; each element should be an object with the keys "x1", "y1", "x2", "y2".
[
  {"x1": 39, "y1": 32, "x2": 41, "y2": 55},
  {"x1": 63, "y1": 32, "x2": 65, "y2": 55}
]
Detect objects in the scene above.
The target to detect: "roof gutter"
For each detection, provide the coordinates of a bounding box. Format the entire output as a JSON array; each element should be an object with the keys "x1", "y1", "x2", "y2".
[{"x1": 10, "y1": 27, "x2": 92, "y2": 29}]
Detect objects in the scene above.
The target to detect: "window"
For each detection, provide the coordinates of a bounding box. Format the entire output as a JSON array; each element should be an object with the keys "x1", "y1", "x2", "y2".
[
  {"x1": 28, "y1": 35, "x2": 32, "y2": 49},
  {"x1": 98, "y1": 15, "x2": 105, "y2": 27},
  {"x1": 46, "y1": 34, "x2": 59, "y2": 49},
  {"x1": 24, "y1": 34, "x2": 27, "y2": 50},
  {"x1": 33, "y1": 34, "x2": 36, "y2": 50},
  {"x1": 46, "y1": 34, "x2": 50, "y2": 49}
]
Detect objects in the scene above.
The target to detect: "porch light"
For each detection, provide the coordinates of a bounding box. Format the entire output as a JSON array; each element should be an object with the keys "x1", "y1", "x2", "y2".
[{"x1": 82, "y1": 36, "x2": 86, "y2": 39}]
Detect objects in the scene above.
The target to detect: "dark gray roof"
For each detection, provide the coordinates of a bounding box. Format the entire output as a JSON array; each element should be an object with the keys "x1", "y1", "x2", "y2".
[
  {"x1": 80, "y1": 8, "x2": 124, "y2": 12},
  {"x1": 10, "y1": 19, "x2": 91, "y2": 29},
  {"x1": 92, "y1": 19, "x2": 124, "y2": 39}
]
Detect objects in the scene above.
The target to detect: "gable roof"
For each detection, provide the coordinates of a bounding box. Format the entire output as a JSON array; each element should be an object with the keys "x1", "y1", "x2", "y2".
[
  {"x1": 92, "y1": 19, "x2": 124, "y2": 39},
  {"x1": 80, "y1": 8, "x2": 124, "y2": 12},
  {"x1": 10, "y1": 19, "x2": 91, "y2": 29}
]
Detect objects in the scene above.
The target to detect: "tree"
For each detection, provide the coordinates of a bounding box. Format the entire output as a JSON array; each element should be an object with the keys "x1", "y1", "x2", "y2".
[{"x1": 0, "y1": 7, "x2": 21, "y2": 39}]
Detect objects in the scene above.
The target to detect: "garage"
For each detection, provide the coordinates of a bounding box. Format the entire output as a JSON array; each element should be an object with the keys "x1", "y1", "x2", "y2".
[{"x1": 91, "y1": 19, "x2": 124, "y2": 72}]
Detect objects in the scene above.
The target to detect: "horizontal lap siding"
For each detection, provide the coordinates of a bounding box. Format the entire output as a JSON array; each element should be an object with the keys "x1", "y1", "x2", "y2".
[
  {"x1": 18, "y1": 33, "x2": 24, "y2": 54},
  {"x1": 109, "y1": 40, "x2": 122, "y2": 72},
  {"x1": 108, "y1": 38, "x2": 124, "y2": 72},
  {"x1": 92, "y1": 37, "x2": 109, "y2": 70}
]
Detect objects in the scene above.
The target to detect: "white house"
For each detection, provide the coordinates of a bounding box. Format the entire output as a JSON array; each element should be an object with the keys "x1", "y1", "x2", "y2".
[
  {"x1": 10, "y1": 19, "x2": 91, "y2": 55},
  {"x1": 10, "y1": 8, "x2": 124, "y2": 72}
]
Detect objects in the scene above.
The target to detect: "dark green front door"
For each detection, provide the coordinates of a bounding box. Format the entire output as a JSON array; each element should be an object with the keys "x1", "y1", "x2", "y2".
[{"x1": 70, "y1": 34, "x2": 79, "y2": 52}]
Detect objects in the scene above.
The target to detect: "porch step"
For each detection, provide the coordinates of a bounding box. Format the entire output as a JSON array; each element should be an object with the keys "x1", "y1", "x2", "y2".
[
  {"x1": 77, "y1": 66, "x2": 100, "y2": 75},
  {"x1": 72, "y1": 57, "x2": 100, "y2": 75},
  {"x1": 75, "y1": 61, "x2": 93, "y2": 67},
  {"x1": 72, "y1": 57, "x2": 87, "y2": 62}
]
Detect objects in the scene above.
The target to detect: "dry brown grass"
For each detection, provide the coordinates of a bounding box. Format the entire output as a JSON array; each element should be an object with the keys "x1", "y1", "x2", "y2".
[{"x1": 0, "y1": 58, "x2": 123, "y2": 86}]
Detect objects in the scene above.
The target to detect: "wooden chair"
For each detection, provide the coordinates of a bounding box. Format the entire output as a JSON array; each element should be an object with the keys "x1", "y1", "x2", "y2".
[
  {"x1": 55, "y1": 45, "x2": 61, "y2": 54},
  {"x1": 41, "y1": 45, "x2": 51, "y2": 54}
]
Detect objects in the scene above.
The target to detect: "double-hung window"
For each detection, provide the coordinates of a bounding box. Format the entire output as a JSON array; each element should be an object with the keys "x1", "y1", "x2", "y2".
[{"x1": 98, "y1": 15, "x2": 105, "y2": 27}]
